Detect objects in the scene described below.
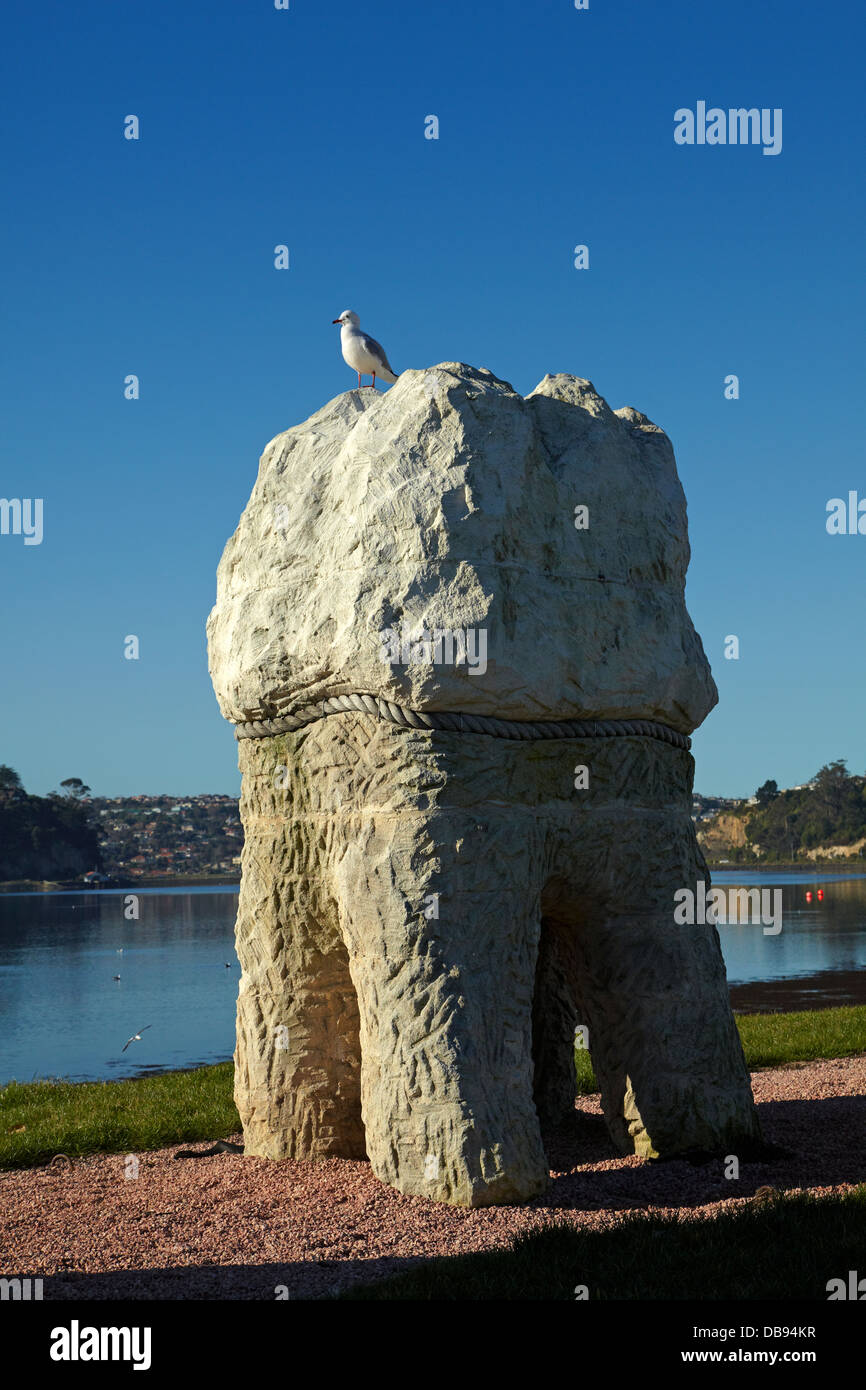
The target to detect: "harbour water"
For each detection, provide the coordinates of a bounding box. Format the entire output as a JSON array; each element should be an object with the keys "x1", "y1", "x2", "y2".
[{"x1": 0, "y1": 872, "x2": 864, "y2": 1084}]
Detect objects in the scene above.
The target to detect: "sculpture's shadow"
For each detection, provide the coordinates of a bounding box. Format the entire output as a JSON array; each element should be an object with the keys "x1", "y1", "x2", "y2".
[
  {"x1": 535, "y1": 1093, "x2": 864, "y2": 1213},
  {"x1": 40, "y1": 1259, "x2": 425, "y2": 1302}
]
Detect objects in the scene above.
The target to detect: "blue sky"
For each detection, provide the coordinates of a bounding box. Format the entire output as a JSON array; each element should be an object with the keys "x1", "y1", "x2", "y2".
[{"x1": 1, "y1": 0, "x2": 863, "y2": 799}]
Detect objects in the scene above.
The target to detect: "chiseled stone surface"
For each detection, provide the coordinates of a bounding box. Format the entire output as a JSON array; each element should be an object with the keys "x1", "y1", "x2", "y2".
[
  {"x1": 207, "y1": 365, "x2": 718, "y2": 734},
  {"x1": 209, "y1": 367, "x2": 760, "y2": 1206}
]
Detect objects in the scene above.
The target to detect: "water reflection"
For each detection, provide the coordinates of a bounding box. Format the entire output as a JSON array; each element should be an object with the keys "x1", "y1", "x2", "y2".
[
  {"x1": 0, "y1": 874, "x2": 864, "y2": 1082},
  {"x1": 712, "y1": 871, "x2": 866, "y2": 1010}
]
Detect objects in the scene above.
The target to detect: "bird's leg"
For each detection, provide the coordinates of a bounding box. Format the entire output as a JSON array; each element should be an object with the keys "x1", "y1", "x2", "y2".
[
  {"x1": 357, "y1": 371, "x2": 362, "y2": 389},
  {"x1": 371, "y1": 374, "x2": 377, "y2": 389}
]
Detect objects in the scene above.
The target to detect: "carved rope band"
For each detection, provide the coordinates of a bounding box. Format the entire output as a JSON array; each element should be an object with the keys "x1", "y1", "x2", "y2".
[{"x1": 233, "y1": 692, "x2": 692, "y2": 750}]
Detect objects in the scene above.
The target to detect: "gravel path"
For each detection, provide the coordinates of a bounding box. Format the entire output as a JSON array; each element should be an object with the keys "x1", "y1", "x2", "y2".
[{"x1": 3, "y1": 1057, "x2": 864, "y2": 1300}]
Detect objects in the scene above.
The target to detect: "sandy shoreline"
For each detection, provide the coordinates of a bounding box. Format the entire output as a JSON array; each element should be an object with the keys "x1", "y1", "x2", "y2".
[{"x1": 1, "y1": 1056, "x2": 863, "y2": 1301}]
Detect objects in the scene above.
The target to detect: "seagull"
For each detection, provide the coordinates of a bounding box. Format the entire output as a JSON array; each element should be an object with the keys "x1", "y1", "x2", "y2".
[
  {"x1": 121, "y1": 1025, "x2": 151, "y2": 1053},
  {"x1": 112, "y1": 975, "x2": 121, "y2": 981},
  {"x1": 332, "y1": 309, "x2": 399, "y2": 389}
]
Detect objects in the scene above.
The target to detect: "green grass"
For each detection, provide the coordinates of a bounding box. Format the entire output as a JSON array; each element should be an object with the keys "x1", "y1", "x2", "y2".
[
  {"x1": 0, "y1": 1062, "x2": 238, "y2": 1171},
  {"x1": 736, "y1": 1005, "x2": 866, "y2": 1069},
  {"x1": 2, "y1": 1006, "x2": 864, "y2": 1172},
  {"x1": 574, "y1": 1003, "x2": 866, "y2": 1096},
  {"x1": 575, "y1": 1046, "x2": 596, "y2": 1096},
  {"x1": 340, "y1": 1187, "x2": 866, "y2": 1300}
]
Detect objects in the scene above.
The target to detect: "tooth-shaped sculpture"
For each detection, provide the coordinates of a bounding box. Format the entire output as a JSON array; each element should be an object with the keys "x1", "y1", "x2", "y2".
[{"x1": 207, "y1": 365, "x2": 761, "y2": 1206}]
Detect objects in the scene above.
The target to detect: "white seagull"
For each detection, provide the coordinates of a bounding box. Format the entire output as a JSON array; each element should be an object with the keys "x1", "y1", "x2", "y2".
[
  {"x1": 332, "y1": 309, "x2": 399, "y2": 389},
  {"x1": 121, "y1": 1025, "x2": 152, "y2": 1053}
]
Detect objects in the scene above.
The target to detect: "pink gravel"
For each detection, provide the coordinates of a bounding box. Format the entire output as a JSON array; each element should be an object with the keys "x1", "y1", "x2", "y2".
[{"x1": 2, "y1": 1057, "x2": 864, "y2": 1300}]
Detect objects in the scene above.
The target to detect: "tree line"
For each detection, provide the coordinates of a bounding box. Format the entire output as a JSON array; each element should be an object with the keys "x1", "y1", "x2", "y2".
[
  {"x1": 746, "y1": 761, "x2": 866, "y2": 857},
  {"x1": 0, "y1": 765, "x2": 100, "y2": 880}
]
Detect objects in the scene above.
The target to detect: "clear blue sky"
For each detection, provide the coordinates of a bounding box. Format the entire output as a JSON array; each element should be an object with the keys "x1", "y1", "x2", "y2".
[{"x1": 2, "y1": 0, "x2": 863, "y2": 799}]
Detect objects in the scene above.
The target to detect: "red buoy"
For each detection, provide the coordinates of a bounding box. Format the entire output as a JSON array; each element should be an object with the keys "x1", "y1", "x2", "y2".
[{"x1": 806, "y1": 891, "x2": 813, "y2": 902}]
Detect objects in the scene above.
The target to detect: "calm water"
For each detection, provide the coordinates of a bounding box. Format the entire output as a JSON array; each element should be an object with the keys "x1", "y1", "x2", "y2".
[
  {"x1": 0, "y1": 873, "x2": 864, "y2": 1084},
  {"x1": 713, "y1": 871, "x2": 866, "y2": 1012},
  {"x1": 0, "y1": 887, "x2": 239, "y2": 1085}
]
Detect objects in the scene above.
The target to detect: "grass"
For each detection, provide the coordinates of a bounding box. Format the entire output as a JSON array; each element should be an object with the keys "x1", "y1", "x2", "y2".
[
  {"x1": 2, "y1": 1006, "x2": 864, "y2": 1172},
  {"x1": 0, "y1": 1062, "x2": 237, "y2": 1171},
  {"x1": 339, "y1": 1187, "x2": 866, "y2": 1300},
  {"x1": 736, "y1": 1005, "x2": 866, "y2": 1068},
  {"x1": 574, "y1": 1003, "x2": 866, "y2": 1096}
]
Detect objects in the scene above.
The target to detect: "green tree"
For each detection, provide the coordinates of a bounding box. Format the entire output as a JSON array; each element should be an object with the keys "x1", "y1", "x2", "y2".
[
  {"x1": 0, "y1": 765, "x2": 24, "y2": 802},
  {"x1": 813, "y1": 760, "x2": 850, "y2": 816},
  {"x1": 755, "y1": 779, "x2": 779, "y2": 806},
  {"x1": 60, "y1": 778, "x2": 92, "y2": 800}
]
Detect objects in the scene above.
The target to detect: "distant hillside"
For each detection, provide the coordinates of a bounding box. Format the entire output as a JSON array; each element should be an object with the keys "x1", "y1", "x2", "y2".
[
  {"x1": 696, "y1": 761, "x2": 866, "y2": 863},
  {"x1": 0, "y1": 764, "x2": 243, "y2": 884},
  {"x1": 92, "y1": 793, "x2": 241, "y2": 876}
]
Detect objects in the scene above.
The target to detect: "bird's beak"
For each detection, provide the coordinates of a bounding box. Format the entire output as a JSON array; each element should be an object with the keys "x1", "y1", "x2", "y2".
[{"x1": 332, "y1": 318, "x2": 342, "y2": 325}]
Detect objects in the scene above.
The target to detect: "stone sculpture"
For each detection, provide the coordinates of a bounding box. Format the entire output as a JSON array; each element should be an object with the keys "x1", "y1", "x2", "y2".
[{"x1": 207, "y1": 364, "x2": 760, "y2": 1206}]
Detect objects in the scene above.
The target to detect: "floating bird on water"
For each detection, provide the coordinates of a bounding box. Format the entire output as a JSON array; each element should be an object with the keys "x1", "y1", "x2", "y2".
[
  {"x1": 121, "y1": 1025, "x2": 152, "y2": 1053},
  {"x1": 112, "y1": 975, "x2": 121, "y2": 981},
  {"x1": 332, "y1": 309, "x2": 399, "y2": 389}
]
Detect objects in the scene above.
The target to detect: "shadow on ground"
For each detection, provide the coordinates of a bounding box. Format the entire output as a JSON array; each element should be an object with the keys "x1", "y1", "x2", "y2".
[
  {"x1": 41, "y1": 1258, "x2": 425, "y2": 1300},
  {"x1": 538, "y1": 1094, "x2": 865, "y2": 1212},
  {"x1": 17, "y1": 1093, "x2": 865, "y2": 1301}
]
